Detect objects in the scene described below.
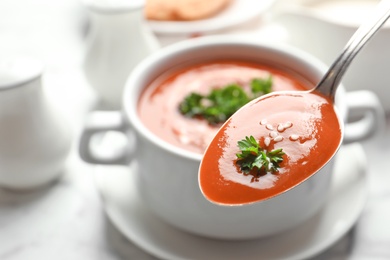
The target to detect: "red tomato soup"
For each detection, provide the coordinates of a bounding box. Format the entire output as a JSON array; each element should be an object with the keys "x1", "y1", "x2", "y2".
[
  {"x1": 199, "y1": 91, "x2": 342, "y2": 205},
  {"x1": 138, "y1": 61, "x2": 310, "y2": 154}
]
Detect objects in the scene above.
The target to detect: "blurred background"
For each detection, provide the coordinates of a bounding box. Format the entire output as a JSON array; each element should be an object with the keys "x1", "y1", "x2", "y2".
[{"x1": 0, "y1": 0, "x2": 390, "y2": 259}]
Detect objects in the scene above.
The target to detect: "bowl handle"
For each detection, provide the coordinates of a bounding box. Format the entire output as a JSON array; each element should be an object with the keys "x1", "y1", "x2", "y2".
[
  {"x1": 344, "y1": 90, "x2": 385, "y2": 144},
  {"x1": 79, "y1": 111, "x2": 134, "y2": 165}
]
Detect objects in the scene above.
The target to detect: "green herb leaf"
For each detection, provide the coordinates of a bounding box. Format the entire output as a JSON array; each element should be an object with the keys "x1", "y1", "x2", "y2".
[
  {"x1": 178, "y1": 93, "x2": 204, "y2": 118},
  {"x1": 250, "y1": 76, "x2": 272, "y2": 96},
  {"x1": 237, "y1": 135, "x2": 259, "y2": 155},
  {"x1": 178, "y1": 77, "x2": 273, "y2": 125},
  {"x1": 236, "y1": 135, "x2": 285, "y2": 177}
]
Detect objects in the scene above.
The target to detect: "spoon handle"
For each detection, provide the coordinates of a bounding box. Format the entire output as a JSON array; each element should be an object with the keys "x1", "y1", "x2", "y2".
[{"x1": 315, "y1": 0, "x2": 390, "y2": 100}]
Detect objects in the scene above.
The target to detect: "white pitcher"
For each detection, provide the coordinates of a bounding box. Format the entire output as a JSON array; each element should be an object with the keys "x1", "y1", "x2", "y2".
[
  {"x1": 0, "y1": 57, "x2": 72, "y2": 190},
  {"x1": 82, "y1": 0, "x2": 160, "y2": 110}
]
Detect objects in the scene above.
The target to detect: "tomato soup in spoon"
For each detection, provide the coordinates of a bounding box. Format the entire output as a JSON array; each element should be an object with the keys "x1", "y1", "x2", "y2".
[{"x1": 199, "y1": 91, "x2": 342, "y2": 205}]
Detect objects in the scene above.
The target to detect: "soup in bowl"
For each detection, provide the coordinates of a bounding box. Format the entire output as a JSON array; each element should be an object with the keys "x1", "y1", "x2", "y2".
[
  {"x1": 138, "y1": 60, "x2": 310, "y2": 154},
  {"x1": 79, "y1": 35, "x2": 382, "y2": 239}
]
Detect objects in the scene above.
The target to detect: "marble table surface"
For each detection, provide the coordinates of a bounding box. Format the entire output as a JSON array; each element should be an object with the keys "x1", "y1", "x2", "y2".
[{"x1": 1, "y1": 0, "x2": 390, "y2": 259}]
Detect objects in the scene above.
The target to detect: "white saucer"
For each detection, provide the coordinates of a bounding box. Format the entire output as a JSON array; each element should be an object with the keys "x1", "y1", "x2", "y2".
[
  {"x1": 147, "y1": 0, "x2": 276, "y2": 34},
  {"x1": 95, "y1": 143, "x2": 368, "y2": 260}
]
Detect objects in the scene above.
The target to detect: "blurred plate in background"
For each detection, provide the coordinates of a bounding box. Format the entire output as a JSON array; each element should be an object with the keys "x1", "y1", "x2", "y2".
[{"x1": 147, "y1": 0, "x2": 276, "y2": 34}]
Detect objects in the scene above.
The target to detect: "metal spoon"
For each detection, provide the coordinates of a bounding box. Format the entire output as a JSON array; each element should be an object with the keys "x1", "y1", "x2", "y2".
[
  {"x1": 315, "y1": 0, "x2": 390, "y2": 101},
  {"x1": 199, "y1": 0, "x2": 390, "y2": 206}
]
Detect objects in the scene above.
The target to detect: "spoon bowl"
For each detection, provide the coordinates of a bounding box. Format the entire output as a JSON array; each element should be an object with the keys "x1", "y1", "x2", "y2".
[{"x1": 199, "y1": 0, "x2": 390, "y2": 206}]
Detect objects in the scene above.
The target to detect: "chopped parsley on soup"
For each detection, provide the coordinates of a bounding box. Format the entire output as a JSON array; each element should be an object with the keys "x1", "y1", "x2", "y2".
[{"x1": 138, "y1": 61, "x2": 310, "y2": 154}]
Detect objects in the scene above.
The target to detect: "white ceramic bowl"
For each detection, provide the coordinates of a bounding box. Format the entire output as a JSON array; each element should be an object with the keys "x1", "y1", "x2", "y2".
[{"x1": 79, "y1": 35, "x2": 382, "y2": 239}]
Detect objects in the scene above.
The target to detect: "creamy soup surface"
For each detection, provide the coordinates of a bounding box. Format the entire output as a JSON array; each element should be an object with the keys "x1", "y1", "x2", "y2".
[{"x1": 138, "y1": 61, "x2": 310, "y2": 154}]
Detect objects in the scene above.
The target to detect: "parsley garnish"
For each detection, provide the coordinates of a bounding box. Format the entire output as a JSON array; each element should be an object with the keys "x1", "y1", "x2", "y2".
[
  {"x1": 236, "y1": 135, "x2": 285, "y2": 176},
  {"x1": 178, "y1": 77, "x2": 272, "y2": 125},
  {"x1": 250, "y1": 77, "x2": 272, "y2": 96}
]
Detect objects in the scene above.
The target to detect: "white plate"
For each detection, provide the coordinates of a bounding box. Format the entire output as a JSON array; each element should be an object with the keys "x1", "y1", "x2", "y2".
[
  {"x1": 147, "y1": 0, "x2": 276, "y2": 34},
  {"x1": 95, "y1": 143, "x2": 368, "y2": 260}
]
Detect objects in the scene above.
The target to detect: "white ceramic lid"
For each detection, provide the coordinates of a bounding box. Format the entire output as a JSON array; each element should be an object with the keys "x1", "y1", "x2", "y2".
[{"x1": 0, "y1": 57, "x2": 43, "y2": 90}]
